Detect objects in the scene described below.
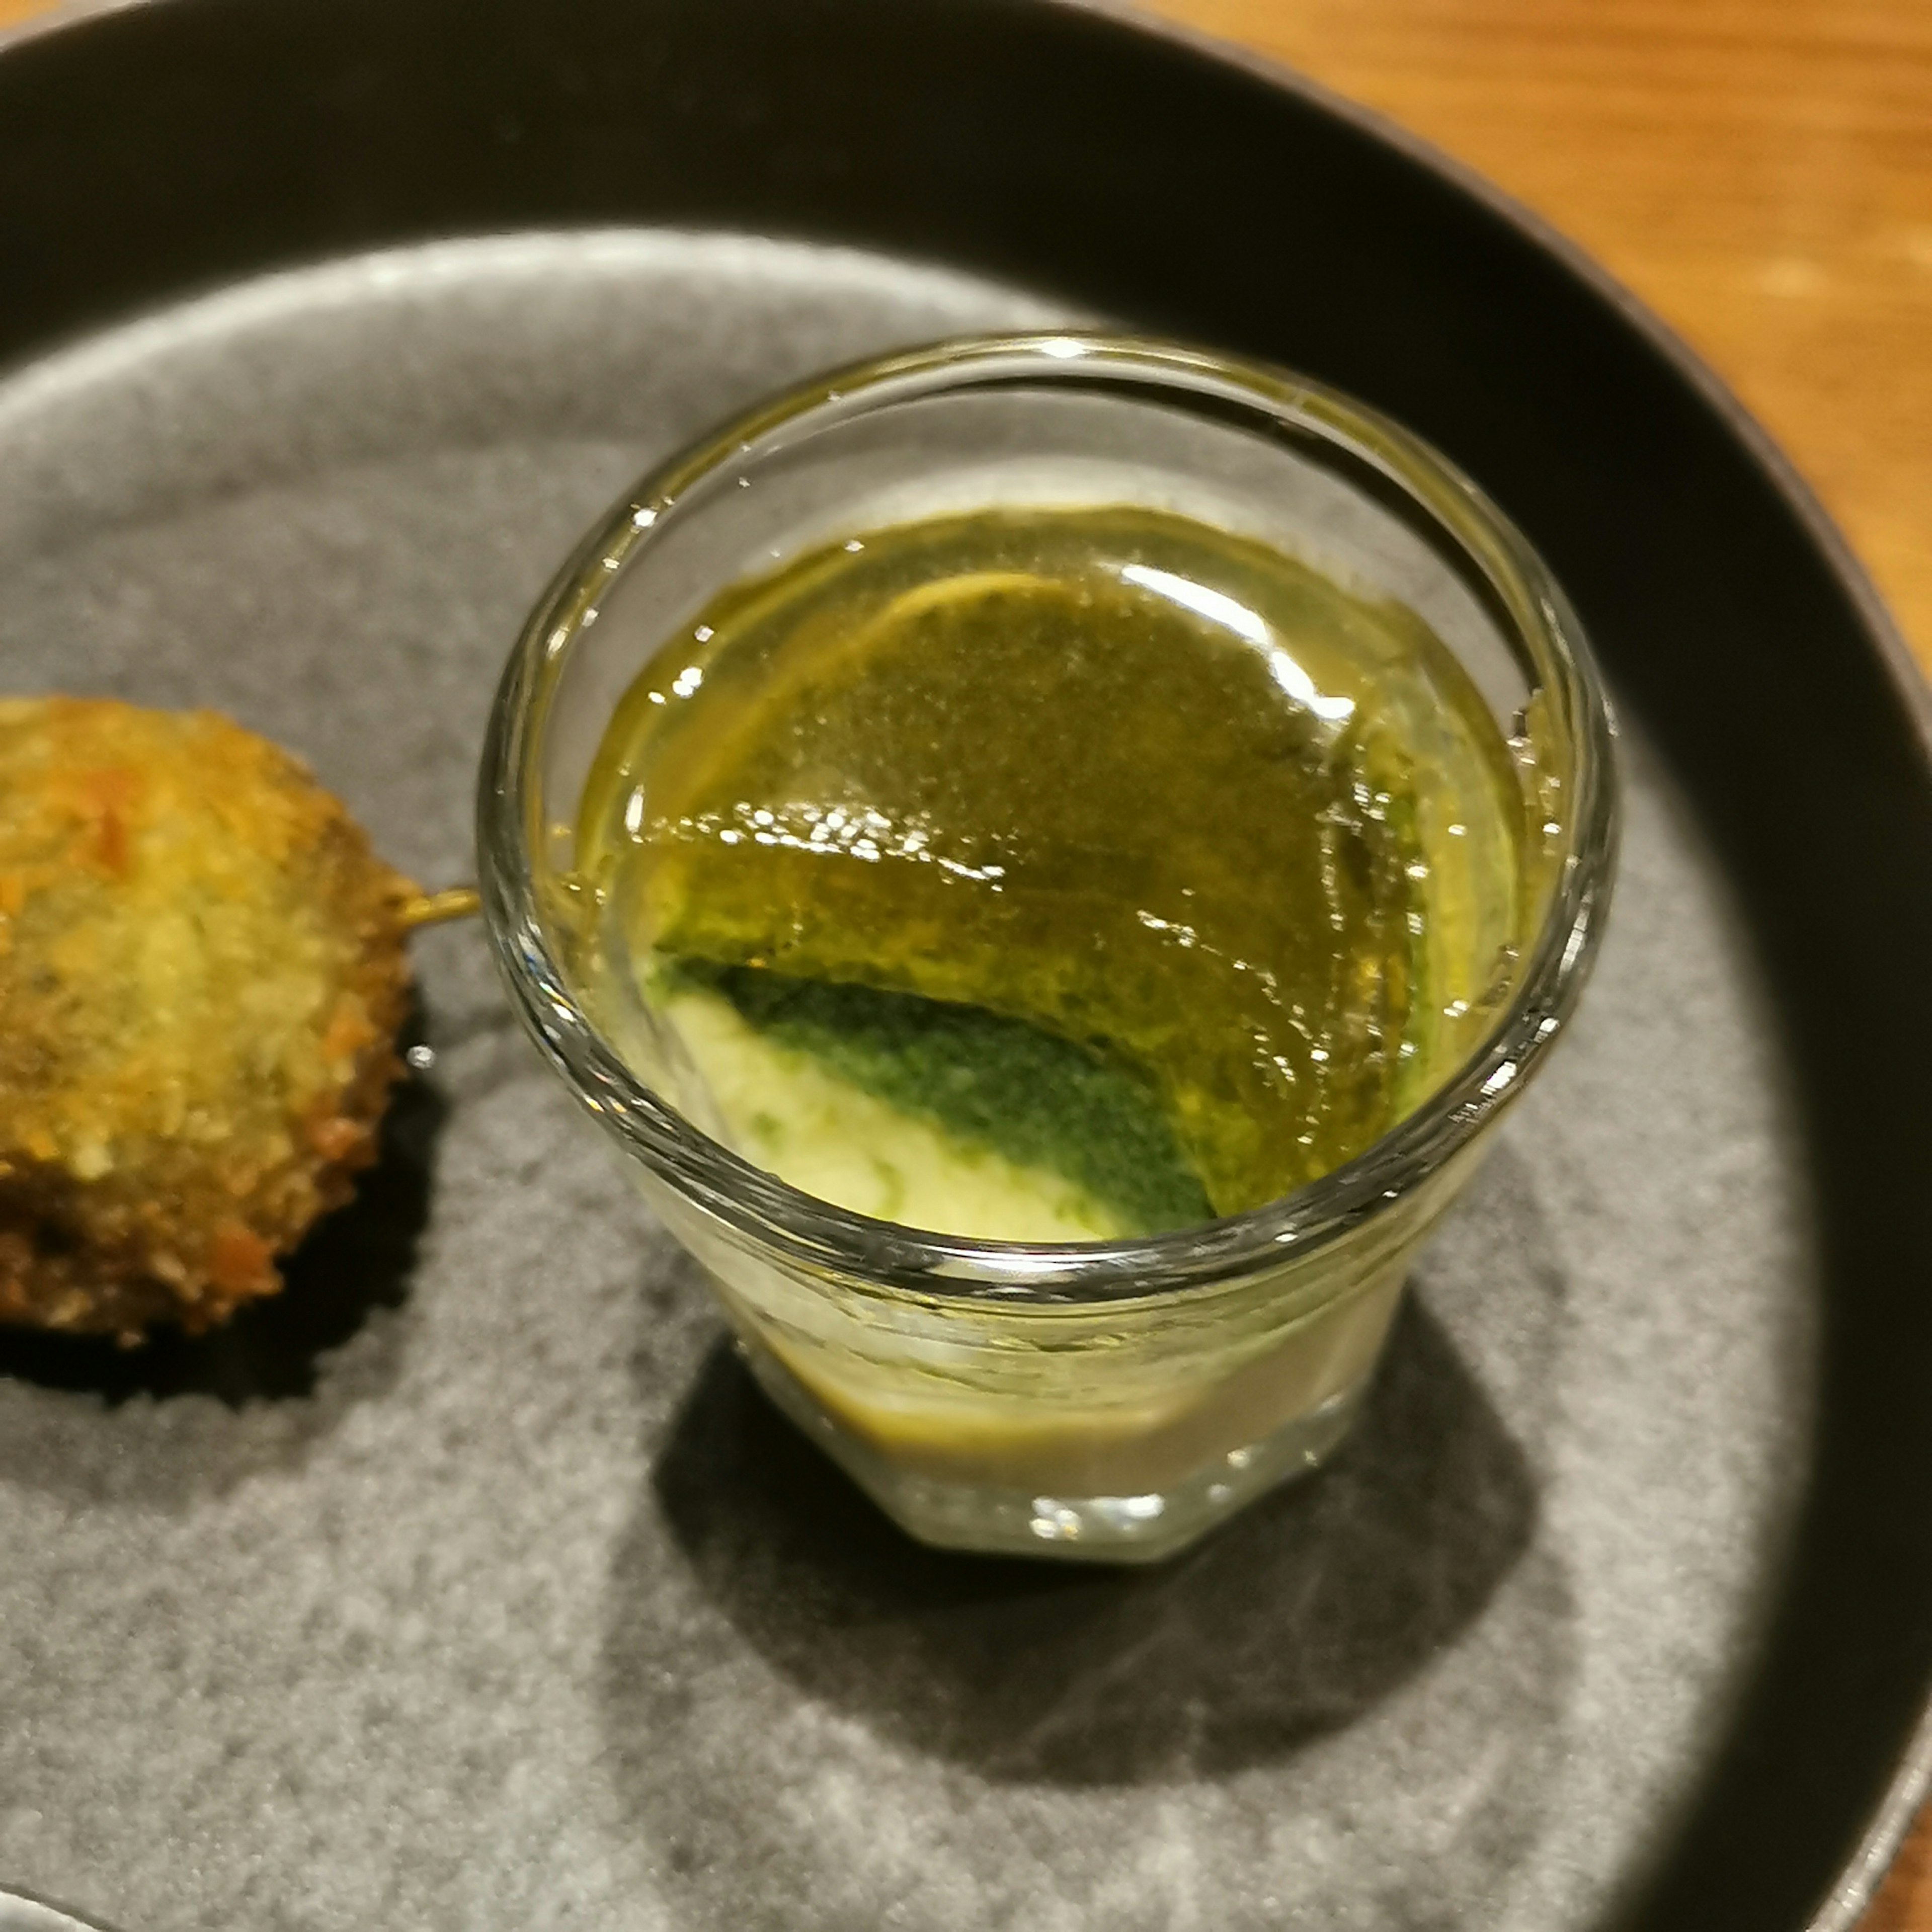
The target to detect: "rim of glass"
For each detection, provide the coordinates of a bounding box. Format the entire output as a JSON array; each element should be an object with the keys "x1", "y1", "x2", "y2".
[{"x1": 477, "y1": 332, "x2": 1619, "y2": 1306}]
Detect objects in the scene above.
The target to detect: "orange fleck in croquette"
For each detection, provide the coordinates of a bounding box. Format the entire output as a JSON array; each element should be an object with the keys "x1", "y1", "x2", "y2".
[{"x1": 0, "y1": 698, "x2": 415, "y2": 1341}]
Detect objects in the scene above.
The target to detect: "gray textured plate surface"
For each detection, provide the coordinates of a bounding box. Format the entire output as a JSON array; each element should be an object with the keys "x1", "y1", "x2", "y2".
[{"x1": 0, "y1": 233, "x2": 1814, "y2": 1931}]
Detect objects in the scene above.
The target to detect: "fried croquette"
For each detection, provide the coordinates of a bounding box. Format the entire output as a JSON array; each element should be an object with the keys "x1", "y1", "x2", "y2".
[{"x1": 0, "y1": 697, "x2": 415, "y2": 1340}]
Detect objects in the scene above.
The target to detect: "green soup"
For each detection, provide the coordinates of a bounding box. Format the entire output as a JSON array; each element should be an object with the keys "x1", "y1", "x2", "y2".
[{"x1": 570, "y1": 504, "x2": 1530, "y2": 1238}]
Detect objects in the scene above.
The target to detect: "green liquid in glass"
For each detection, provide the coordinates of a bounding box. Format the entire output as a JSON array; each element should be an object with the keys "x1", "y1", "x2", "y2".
[{"x1": 572, "y1": 504, "x2": 1531, "y2": 1235}]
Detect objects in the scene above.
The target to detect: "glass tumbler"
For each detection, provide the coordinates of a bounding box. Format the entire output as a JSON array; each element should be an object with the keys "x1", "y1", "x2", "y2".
[{"x1": 478, "y1": 334, "x2": 1617, "y2": 1563}]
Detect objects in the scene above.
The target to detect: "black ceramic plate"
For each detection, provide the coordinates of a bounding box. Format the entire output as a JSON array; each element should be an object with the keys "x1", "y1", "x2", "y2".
[{"x1": 1, "y1": 4, "x2": 1928, "y2": 1929}]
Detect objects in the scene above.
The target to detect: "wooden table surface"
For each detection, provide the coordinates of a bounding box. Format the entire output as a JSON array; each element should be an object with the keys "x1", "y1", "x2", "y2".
[{"x1": 1, "y1": 0, "x2": 1927, "y2": 1922}]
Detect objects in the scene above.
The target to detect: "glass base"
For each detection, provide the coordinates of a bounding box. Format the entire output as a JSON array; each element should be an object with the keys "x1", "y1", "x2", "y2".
[{"x1": 737, "y1": 1340, "x2": 1373, "y2": 1564}]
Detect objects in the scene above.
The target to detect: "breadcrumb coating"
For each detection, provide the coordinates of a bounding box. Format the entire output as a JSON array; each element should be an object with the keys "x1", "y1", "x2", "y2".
[{"x1": 0, "y1": 698, "x2": 414, "y2": 1341}]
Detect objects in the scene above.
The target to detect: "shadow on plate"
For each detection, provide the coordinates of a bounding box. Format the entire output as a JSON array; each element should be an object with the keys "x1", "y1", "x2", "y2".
[
  {"x1": 635, "y1": 1291, "x2": 1538, "y2": 1787},
  {"x1": 0, "y1": 1054, "x2": 444, "y2": 1407}
]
